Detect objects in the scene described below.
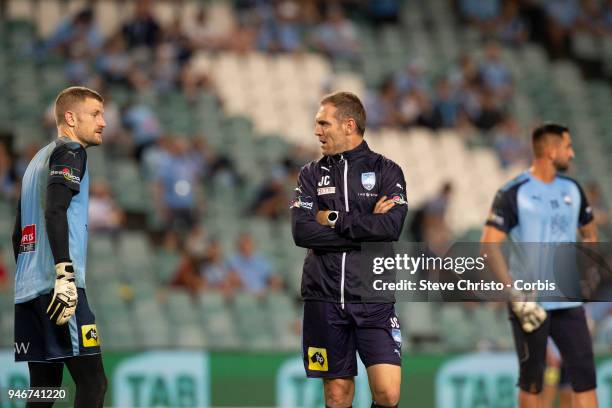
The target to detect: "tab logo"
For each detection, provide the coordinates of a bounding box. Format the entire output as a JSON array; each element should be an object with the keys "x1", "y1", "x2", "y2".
[{"x1": 20, "y1": 224, "x2": 36, "y2": 253}]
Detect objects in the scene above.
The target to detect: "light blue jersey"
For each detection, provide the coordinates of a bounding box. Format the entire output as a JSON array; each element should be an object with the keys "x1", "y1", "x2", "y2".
[
  {"x1": 15, "y1": 137, "x2": 89, "y2": 303},
  {"x1": 487, "y1": 170, "x2": 593, "y2": 311}
]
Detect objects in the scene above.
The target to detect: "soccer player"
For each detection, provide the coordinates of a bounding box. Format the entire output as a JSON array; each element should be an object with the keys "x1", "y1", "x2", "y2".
[
  {"x1": 291, "y1": 92, "x2": 408, "y2": 408},
  {"x1": 12, "y1": 87, "x2": 108, "y2": 407},
  {"x1": 481, "y1": 123, "x2": 598, "y2": 408}
]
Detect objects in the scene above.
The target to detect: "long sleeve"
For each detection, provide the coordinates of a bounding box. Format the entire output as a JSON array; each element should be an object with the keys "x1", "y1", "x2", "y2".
[
  {"x1": 291, "y1": 163, "x2": 360, "y2": 252},
  {"x1": 45, "y1": 141, "x2": 86, "y2": 264},
  {"x1": 12, "y1": 198, "x2": 21, "y2": 263},
  {"x1": 335, "y1": 161, "x2": 408, "y2": 241}
]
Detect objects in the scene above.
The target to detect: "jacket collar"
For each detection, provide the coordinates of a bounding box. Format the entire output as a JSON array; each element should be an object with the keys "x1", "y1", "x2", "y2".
[{"x1": 325, "y1": 140, "x2": 370, "y2": 165}]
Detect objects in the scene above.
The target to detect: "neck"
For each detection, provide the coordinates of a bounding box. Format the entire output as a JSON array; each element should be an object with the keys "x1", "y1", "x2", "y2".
[
  {"x1": 341, "y1": 137, "x2": 363, "y2": 154},
  {"x1": 57, "y1": 127, "x2": 86, "y2": 148},
  {"x1": 530, "y1": 159, "x2": 557, "y2": 183}
]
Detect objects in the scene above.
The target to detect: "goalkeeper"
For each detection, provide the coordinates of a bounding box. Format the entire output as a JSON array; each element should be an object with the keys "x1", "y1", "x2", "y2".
[
  {"x1": 480, "y1": 123, "x2": 598, "y2": 408},
  {"x1": 12, "y1": 87, "x2": 107, "y2": 407}
]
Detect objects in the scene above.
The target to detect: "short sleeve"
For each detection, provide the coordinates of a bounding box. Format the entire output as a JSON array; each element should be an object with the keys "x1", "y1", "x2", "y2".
[
  {"x1": 485, "y1": 188, "x2": 518, "y2": 233},
  {"x1": 575, "y1": 182, "x2": 594, "y2": 226}
]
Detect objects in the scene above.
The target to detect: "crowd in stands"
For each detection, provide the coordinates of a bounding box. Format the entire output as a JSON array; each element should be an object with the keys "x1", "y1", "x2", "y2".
[{"x1": 457, "y1": 0, "x2": 612, "y2": 64}]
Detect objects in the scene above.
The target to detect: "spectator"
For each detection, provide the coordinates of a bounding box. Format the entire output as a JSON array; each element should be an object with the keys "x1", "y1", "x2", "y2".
[
  {"x1": 122, "y1": 0, "x2": 161, "y2": 49},
  {"x1": 249, "y1": 166, "x2": 289, "y2": 220},
  {"x1": 171, "y1": 248, "x2": 204, "y2": 294},
  {"x1": 200, "y1": 239, "x2": 240, "y2": 297},
  {"x1": 365, "y1": 77, "x2": 399, "y2": 129},
  {"x1": 153, "y1": 138, "x2": 205, "y2": 236},
  {"x1": 14, "y1": 143, "x2": 40, "y2": 182},
  {"x1": 366, "y1": 0, "x2": 400, "y2": 25},
  {"x1": 545, "y1": 0, "x2": 580, "y2": 58},
  {"x1": 474, "y1": 90, "x2": 504, "y2": 130},
  {"x1": 409, "y1": 182, "x2": 454, "y2": 247},
  {"x1": 459, "y1": 0, "x2": 502, "y2": 32},
  {"x1": 0, "y1": 142, "x2": 18, "y2": 202},
  {"x1": 257, "y1": 0, "x2": 303, "y2": 52},
  {"x1": 394, "y1": 59, "x2": 429, "y2": 95},
  {"x1": 478, "y1": 41, "x2": 513, "y2": 100},
  {"x1": 184, "y1": 7, "x2": 227, "y2": 51},
  {"x1": 495, "y1": 0, "x2": 529, "y2": 46},
  {"x1": 123, "y1": 102, "x2": 162, "y2": 161},
  {"x1": 311, "y1": 5, "x2": 360, "y2": 62},
  {"x1": 97, "y1": 33, "x2": 132, "y2": 85},
  {"x1": 88, "y1": 181, "x2": 124, "y2": 237},
  {"x1": 226, "y1": 233, "x2": 282, "y2": 296},
  {"x1": 397, "y1": 88, "x2": 434, "y2": 129},
  {"x1": 432, "y1": 78, "x2": 460, "y2": 128},
  {"x1": 43, "y1": 8, "x2": 103, "y2": 57},
  {"x1": 492, "y1": 115, "x2": 530, "y2": 168}
]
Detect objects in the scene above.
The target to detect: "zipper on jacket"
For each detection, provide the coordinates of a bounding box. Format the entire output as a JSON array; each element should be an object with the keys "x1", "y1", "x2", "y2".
[{"x1": 341, "y1": 155, "x2": 348, "y2": 309}]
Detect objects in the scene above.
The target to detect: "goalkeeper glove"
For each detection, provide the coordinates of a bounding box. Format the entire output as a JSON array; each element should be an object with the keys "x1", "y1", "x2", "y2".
[
  {"x1": 510, "y1": 289, "x2": 547, "y2": 333},
  {"x1": 47, "y1": 262, "x2": 78, "y2": 325}
]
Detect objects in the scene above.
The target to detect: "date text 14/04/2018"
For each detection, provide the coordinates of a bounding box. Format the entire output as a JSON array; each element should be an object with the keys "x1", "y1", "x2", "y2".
[{"x1": 373, "y1": 279, "x2": 557, "y2": 292}]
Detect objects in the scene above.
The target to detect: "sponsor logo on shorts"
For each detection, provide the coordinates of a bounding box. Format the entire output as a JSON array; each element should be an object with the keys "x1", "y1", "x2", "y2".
[
  {"x1": 307, "y1": 347, "x2": 328, "y2": 371},
  {"x1": 392, "y1": 328, "x2": 402, "y2": 348},
  {"x1": 317, "y1": 187, "x2": 336, "y2": 195},
  {"x1": 82, "y1": 324, "x2": 100, "y2": 347},
  {"x1": 20, "y1": 224, "x2": 36, "y2": 253}
]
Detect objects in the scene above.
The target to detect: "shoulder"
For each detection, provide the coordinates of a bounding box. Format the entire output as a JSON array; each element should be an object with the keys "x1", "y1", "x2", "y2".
[
  {"x1": 299, "y1": 160, "x2": 322, "y2": 178},
  {"x1": 51, "y1": 139, "x2": 86, "y2": 161},
  {"x1": 556, "y1": 174, "x2": 585, "y2": 193},
  {"x1": 371, "y1": 151, "x2": 403, "y2": 173},
  {"x1": 498, "y1": 171, "x2": 531, "y2": 196}
]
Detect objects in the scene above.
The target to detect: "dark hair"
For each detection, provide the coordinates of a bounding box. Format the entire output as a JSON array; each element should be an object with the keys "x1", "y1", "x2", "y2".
[
  {"x1": 532, "y1": 123, "x2": 569, "y2": 157},
  {"x1": 320, "y1": 91, "x2": 366, "y2": 135},
  {"x1": 54, "y1": 86, "x2": 104, "y2": 126}
]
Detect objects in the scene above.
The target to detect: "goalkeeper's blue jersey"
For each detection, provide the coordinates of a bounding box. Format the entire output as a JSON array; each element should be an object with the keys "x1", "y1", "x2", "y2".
[
  {"x1": 486, "y1": 170, "x2": 593, "y2": 311},
  {"x1": 15, "y1": 138, "x2": 89, "y2": 303}
]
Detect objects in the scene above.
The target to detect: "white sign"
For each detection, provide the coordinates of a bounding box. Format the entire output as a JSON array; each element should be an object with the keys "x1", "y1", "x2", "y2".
[
  {"x1": 436, "y1": 352, "x2": 518, "y2": 408},
  {"x1": 113, "y1": 351, "x2": 209, "y2": 407},
  {"x1": 276, "y1": 356, "x2": 371, "y2": 408}
]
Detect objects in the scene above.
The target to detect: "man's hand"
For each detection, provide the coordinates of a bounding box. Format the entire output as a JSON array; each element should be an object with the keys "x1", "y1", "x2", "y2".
[
  {"x1": 373, "y1": 196, "x2": 395, "y2": 214},
  {"x1": 47, "y1": 262, "x2": 78, "y2": 325},
  {"x1": 316, "y1": 210, "x2": 331, "y2": 226},
  {"x1": 510, "y1": 290, "x2": 547, "y2": 333}
]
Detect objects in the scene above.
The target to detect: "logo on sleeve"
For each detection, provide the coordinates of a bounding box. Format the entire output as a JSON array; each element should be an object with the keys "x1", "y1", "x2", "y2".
[
  {"x1": 390, "y1": 193, "x2": 407, "y2": 205},
  {"x1": 290, "y1": 195, "x2": 314, "y2": 210},
  {"x1": 361, "y1": 172, "x2": 376, "y2": 191},
  {"x1": 487, "y1": 211, "x2": 504, "y2": 226},
  {"x1": 50, "y1": 166, "x2": 81, "y2": 184},
  {"x1": 307, "y1": 347, "x2": 328, "y2": 371},
  {"x1": 20, "y1": 224, "x2": 36, "y2": 253}
]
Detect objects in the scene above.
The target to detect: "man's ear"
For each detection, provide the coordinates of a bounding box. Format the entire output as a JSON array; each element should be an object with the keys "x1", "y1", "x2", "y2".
[
  {"x1": 64, "y1": 110, "x2": 76, "y2": 127},
  {"x1": 345, "y1": 118, "x2": 355, "y2": 135}
]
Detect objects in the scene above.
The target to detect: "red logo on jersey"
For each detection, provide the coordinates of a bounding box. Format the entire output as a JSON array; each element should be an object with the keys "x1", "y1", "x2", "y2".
[{"x1": 20, "y1": 224, "x2": 36, "y2": 253}]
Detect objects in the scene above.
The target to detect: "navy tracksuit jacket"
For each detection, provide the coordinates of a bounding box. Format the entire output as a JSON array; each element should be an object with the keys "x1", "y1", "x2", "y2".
[{"x1": 290, "y1": 141, "x2": 408, "y2": 305}]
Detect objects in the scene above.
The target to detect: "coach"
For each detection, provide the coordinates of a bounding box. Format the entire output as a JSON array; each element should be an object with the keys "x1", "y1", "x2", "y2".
[{"x1": 291, "y1": 91, "x2": 408, "y2": 408}]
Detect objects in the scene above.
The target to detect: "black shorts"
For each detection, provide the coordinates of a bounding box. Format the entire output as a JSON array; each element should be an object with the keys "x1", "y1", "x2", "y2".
[
  {"x1": 509, "y1": 305, "x2": 596, "y2": 393},
  {"x1": 302, "y1": 301, "x2": 402, "y2": 378},
  {"x1": 14, "y1": 288, "x2": 101, "y2": 362}
]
